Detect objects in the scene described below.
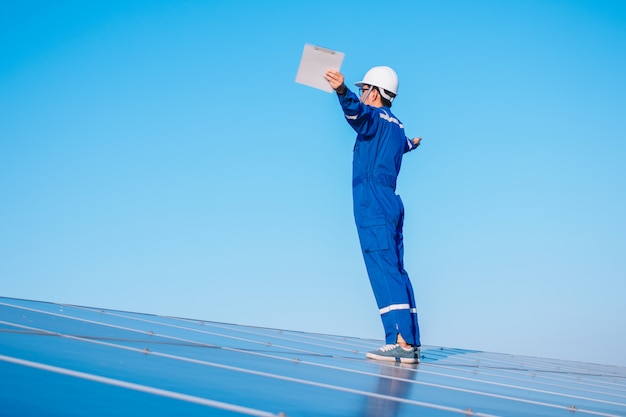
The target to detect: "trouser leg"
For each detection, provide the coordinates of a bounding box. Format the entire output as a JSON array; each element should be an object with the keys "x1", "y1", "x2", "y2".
[
  {"x1": 356, "y1": 210, "x2": 421, "y2": 346},
  {"x1": 361, "y1": 247, "x2": 421, "y2": 346}
]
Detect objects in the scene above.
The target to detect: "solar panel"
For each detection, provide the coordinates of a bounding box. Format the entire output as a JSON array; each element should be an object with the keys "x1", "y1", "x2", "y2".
[{"x1": 1, "y1": 296, "x2": 625, "y2": 416}]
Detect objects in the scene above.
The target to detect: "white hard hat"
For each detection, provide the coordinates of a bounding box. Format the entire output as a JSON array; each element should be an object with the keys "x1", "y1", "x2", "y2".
[{"x1": 354, "y1": 66, "x2": 399, "y2": 102}]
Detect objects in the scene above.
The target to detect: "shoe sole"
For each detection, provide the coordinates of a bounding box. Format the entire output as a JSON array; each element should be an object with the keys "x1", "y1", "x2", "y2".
[{"x1": 366, "y1": 352, "x2": 420, "y2": 364}]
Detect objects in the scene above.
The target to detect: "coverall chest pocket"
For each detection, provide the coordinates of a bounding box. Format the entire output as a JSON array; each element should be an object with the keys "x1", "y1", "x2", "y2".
[{"x1": 358, "y1": 215, "x2": 389, "y2": 252}]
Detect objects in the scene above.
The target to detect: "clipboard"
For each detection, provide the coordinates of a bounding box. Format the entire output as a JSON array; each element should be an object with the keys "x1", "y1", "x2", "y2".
[{"x1": 295, "y1": 44, "x2": 345, "y2": 93}]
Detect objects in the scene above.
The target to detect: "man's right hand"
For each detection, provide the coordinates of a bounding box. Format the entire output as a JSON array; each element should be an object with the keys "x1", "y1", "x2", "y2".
[{"x1": 324, "y1": 69, "x2": 345, "y2": 92}]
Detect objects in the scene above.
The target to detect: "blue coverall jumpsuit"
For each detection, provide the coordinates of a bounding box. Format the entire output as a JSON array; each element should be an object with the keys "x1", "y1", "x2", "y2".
[{"x1": 336, "y1": 88, "x2": 421, "y2": 347}]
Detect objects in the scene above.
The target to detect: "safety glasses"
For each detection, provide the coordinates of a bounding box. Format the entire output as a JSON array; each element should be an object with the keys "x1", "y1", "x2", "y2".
[{"x1": 359, "y1": 86, "x2": 373, "y2": 103}]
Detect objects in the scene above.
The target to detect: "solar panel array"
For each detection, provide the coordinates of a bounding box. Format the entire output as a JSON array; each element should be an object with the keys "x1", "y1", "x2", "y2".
[{"x1": 1, "y1": 296, "x2": 625, "y2": 416}]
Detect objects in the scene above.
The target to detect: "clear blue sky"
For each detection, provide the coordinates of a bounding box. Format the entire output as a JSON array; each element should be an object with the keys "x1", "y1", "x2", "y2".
[{"x1": 2, "y1": 1, "x2": 625, "y2": 367}]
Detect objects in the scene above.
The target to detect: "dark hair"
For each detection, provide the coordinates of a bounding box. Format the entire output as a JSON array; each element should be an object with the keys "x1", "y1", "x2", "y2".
[{"x1": 376, "y1": 87, "x2": 395, "y2": 108}]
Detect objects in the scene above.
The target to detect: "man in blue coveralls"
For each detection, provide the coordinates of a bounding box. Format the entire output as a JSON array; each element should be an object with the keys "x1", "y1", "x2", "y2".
[{"x1": 324, "y1": 66, "x2": 422, "y2": 363}]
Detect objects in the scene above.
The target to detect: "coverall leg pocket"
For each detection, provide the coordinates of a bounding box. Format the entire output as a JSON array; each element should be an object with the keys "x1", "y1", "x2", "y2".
[{"x1": 358, "y1": 215, "x2": 389, "y2": 252}]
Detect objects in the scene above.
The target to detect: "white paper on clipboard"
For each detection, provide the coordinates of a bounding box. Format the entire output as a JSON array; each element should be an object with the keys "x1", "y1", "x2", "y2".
[{"x1": 295, "y1": 44, "x2": 345, "y2": 93}]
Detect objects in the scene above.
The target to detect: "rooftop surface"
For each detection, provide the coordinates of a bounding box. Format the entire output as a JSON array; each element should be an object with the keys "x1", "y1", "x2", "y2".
[{"x1": 1, "y1": 296, "x2": 625, "y2": 416}]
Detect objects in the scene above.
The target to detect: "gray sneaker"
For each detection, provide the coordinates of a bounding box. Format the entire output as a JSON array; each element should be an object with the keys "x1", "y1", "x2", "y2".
[{"x1": 366, "y1": 344, "x2": 421, "y2": 364}]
